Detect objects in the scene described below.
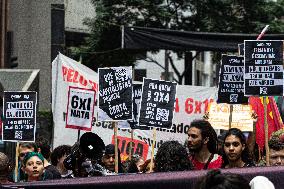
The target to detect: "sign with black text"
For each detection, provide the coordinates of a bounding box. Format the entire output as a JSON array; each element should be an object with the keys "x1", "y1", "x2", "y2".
[
  {"x1": 128, "y1": 84, "x2": 149, "y2": 130},
  {"x1": 66, "y1": 87, "x2": 96, "y2": 131},
  {"x1": 2, "y1": 91, "x2": 37, "y2": 142},
  {"x1": 244, "y1": 40, "x2": 283, "y2": 96},
  {"x1": 217, "y1": 55, "x2": 248, "y2": 104},
  {"x1": 98, "y1": 67, "x2": 133, "y2": 121},
  {"x1": 139, "y1": 78, "x2": 177, "y2": 128}
]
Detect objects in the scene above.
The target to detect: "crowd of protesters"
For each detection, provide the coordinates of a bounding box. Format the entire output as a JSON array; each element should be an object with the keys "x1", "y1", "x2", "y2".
[{"x1": 0, "y1": 119, "x2": 283, "y2": 188}]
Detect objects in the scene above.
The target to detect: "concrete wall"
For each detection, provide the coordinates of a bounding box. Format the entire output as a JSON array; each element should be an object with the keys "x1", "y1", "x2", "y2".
[
  {"x1": 9, "y1": 0, "x2": 63, "y2": 110},
  {"x1": 65, "y1": 0, "x2": 95, "y2": 33}
]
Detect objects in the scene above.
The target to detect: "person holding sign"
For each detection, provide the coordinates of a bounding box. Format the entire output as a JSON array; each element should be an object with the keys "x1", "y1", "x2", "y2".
[
  {"x1": 222, "y1": 128, "x2": 255, "y2": 168},
  {"x1": 188, "y1": 120, "x2": 222, "y2": 170}
]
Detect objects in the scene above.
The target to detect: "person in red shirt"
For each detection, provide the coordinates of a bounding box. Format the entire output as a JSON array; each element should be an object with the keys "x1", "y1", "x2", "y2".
[{"x1": 188, "y1": 119, "x2": 223, "y2": 170}]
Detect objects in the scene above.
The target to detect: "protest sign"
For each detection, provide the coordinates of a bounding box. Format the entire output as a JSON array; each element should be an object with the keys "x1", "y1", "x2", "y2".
[
  {"x1": 139, "y1": 78, "x2": 177, "y2": 128},
  {"x1": 66, "y1": 87, "x2": 96, "y2": 131},
  {"x1": 120, "y1": 83, "x2": 149, "y2": 130},
  {"x1": 52, "y1": 53, "x2": 98, "y2": 147},
  {"x1": 52, "y1": 54, "x2": 217, "y2": 159},
  {"x1": 98, "y1": 67, "x2": 133, "y2": 121},
  {"x1": 207, "y1": 102, "x2": 253, "y2": 131},
  {"x1": 111, "y1": 135, "x2": 149, "y2": 161},
  {"x1": 244, "y1": 40, "x2": 283, "y2": 96},
  {"x1": 217, "y1": 55, "x2": 248, "y2": 104},
  {"x1": 2, "y1": 91, "x2": 37, "y2": 142}
]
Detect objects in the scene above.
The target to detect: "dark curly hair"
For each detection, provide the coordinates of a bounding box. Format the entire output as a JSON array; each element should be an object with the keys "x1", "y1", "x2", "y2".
[
  {"x1": 154, "y1": 141, "x2": 193, "y2": 172},
  {"x1": 50, "y1": 145, "x2": 72, "y2": 166},
  {"x1": 35, "y1": 136, "x2": 51, "y2": 160},
  {"x1": 195, "y1": 169, "x2": 250, "y2": 189},
  {"x1": 189, "y1": 119, "x2": 218, "y2": 154},
  {"x1": 269, "y1": 128, "x2": 284, "y2": 151},
  {"x1": 222, "y1": 128, "x2": 253, "y2": 167}
]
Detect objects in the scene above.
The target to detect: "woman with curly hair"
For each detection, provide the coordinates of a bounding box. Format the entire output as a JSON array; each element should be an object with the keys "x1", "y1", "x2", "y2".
[
  {"x1": 268, "y1": 128, "x2": 284, "y2": 166},
  {"x1": 222, "y1": 128, "x2": 254, "y2": 168},
  {"x1": 154, "y1": 140, "x2": 193, "y2": 172}
]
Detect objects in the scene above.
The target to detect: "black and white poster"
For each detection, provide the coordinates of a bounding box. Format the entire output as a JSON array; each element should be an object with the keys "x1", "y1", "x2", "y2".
[
  {"x1": 2, "y1": 91, "x2": 37, "y2": 142},
  {"x1": 66, "y1": 87, "x2": 96, "y2": 131},
  {"x1": 217, "y1": 55, "x2": 248, "y2": 104},
  {"x1": 139, "y1": 78, "x2": 177, "y2": 128},
  {"x1": 98, "y1": 67, "x2": 133, "y2": 121},
  {"x1": 244, "y1": 40, "x2": 283, "y2": 96},
  {"x1": 128, "y1": 84, "x2": 149, "y2": 130}
]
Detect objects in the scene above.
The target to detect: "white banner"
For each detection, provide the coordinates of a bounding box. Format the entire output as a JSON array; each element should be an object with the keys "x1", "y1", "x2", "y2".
[{"x1": 52, "y1": 54, "x2": 217, "y2": 161}]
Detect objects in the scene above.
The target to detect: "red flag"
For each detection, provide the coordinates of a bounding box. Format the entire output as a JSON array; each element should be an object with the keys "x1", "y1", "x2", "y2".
[{"x1": 249, "y1": 97, "x2": 283, "y2": 150}]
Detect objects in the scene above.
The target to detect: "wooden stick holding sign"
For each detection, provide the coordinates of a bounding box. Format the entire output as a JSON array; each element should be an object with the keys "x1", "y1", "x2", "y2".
[
  {"x1": 256, "y1": 25, "x2": 270, "y2": 166},
  {"x1": 228, "y1": 105, "x2": 233, "y2": 130},
  {"x1": 113, "y1": 122, "x2": 119, "y2": 173},
  {"x1": 263, "y1": 97, "x2": 270, "y2": 166},
  {"x1": 150, "y1": 128, "x2": 156, "y2": 172},
  {"x1": 14, "y1": 142, "x2": 19, "y2": 182},
  {"x1": 128, "y1": 129, "x2": 134, "y2": 160}
]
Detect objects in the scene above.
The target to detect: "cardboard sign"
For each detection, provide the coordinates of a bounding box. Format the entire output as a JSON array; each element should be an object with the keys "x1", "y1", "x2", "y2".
[
  {"x1": 98, "y1": 67, "x2": 133, "y2": 121},
  {"x1": 244, "y1": 40, "x2": 283, "y2": 96},
  {"x1": 2, "y1": 91, "x2": 37, "y2": 142},
  {"x1": 217, "y1": 55, "x2": 248, "y2": 104},
  {"x1": 208, "y1": 102, "x2": 253, "y2": 131},
  {"x1": 139, "y1": 78, "x2": 177, "y2": 128},
  {"x1": 111, "y1": 135, "x2": 149, "y2": 161},
  {"x1": 66, "y1": 87, "x2": 96, "y2": 131}
]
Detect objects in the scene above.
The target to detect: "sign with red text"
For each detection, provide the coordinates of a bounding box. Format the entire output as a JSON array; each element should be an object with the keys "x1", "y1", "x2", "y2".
[
  {"x1": 51, "y1": 54, "x2": 217, "y2": 159},
  {"x1": 52, "y1": 53, "x2": 98, "y2": 146},
  {"x1": 66, "y1": 87, "x2": 96, "y2": 131},
  {"x1": 207, "y1": 102, "x2": 253, "y2": 131}
]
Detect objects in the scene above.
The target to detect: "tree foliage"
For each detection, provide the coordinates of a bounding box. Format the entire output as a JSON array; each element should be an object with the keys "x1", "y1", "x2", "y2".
[{"x1": 74, "y1": 0, "x2": 284, "y2": 70}]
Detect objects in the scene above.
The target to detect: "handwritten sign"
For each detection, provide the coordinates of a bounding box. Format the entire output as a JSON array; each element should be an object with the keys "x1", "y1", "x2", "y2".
[
  {"x1": 244, "y1": 40, "x2": 283, "y2": 96},
  {"x1": 139, "y1": 78, "x2": 177, "y2": 128},
  {"x1": 2, "y1": 91, "x2": 37, "y2": 142},
  {"x1": 98, "y1": 67, "x2": 133, "y2": 121},
  {"x1": 208, "y1": 102, "x2": 253, "y2": 131},
  {"x1": 66, "y1": 87, "x2": 95, "y2": 131},
  {"x1": 217, "y1": 55, "x2": 248, "y2": 104}
]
